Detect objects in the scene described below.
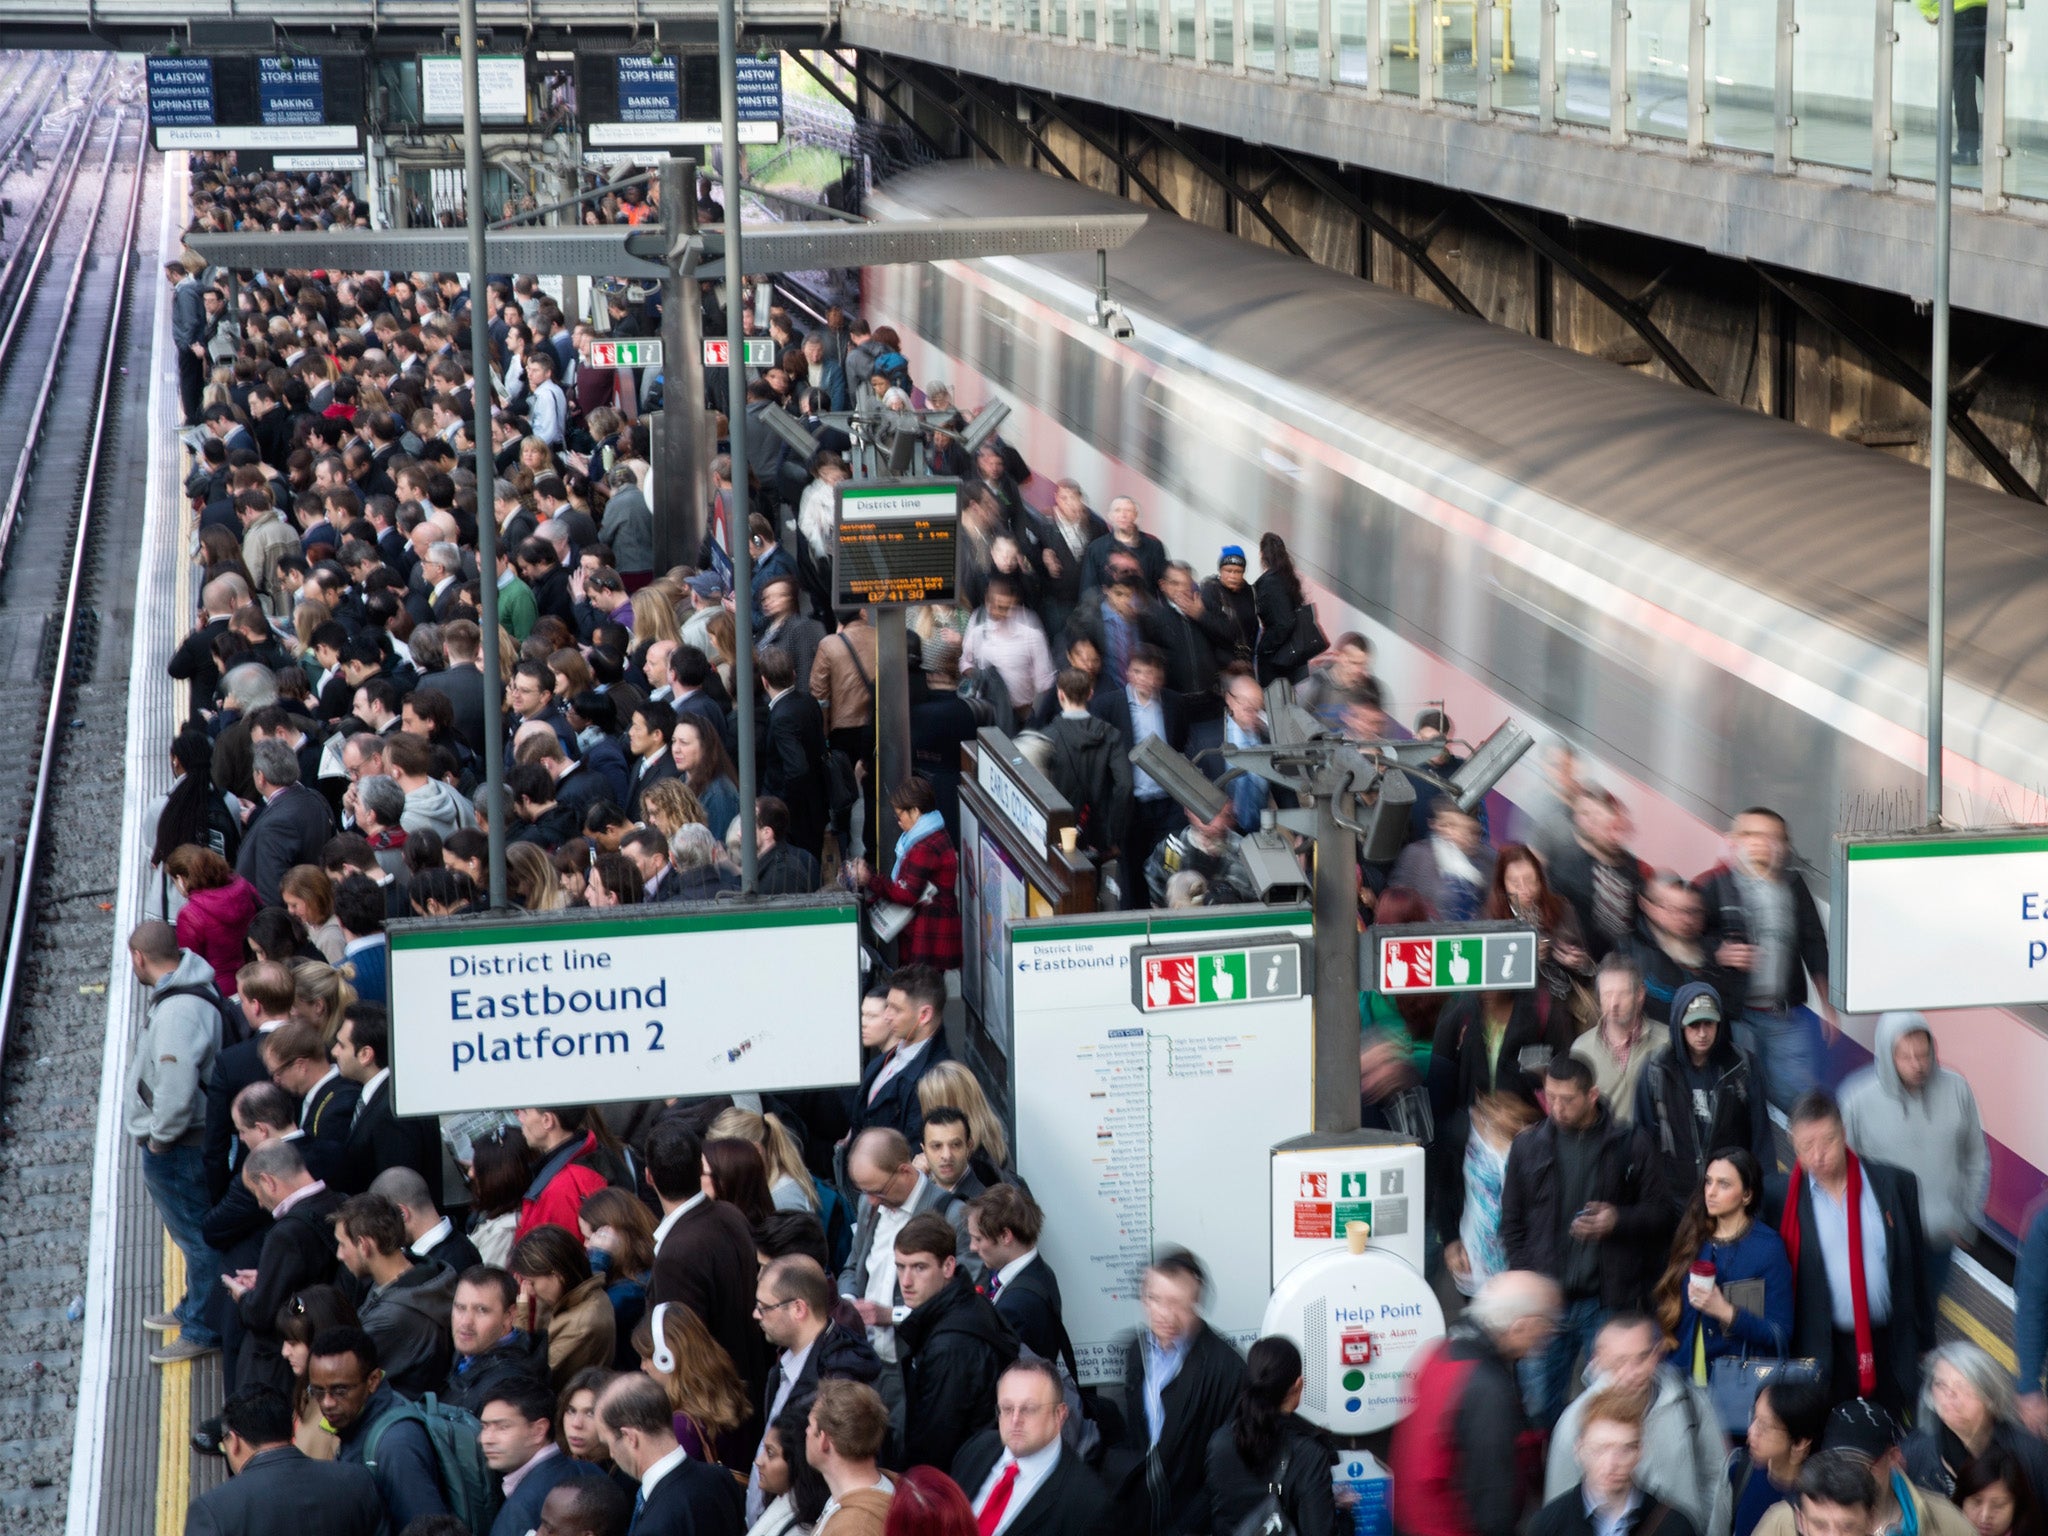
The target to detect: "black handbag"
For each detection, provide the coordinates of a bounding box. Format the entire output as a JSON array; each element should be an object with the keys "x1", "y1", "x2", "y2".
[
  {"x1": 1230, "y1": 1450, "x2": 1297, "y2": 1536},
  {"x1": 1267, "y1": 603, "x2": 1330, "y2": 675}
]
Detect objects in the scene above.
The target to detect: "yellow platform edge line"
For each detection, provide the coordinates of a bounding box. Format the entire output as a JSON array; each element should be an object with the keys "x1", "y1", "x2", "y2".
[
  {"x1": 1941, "y1": 1292, "x2": 2017, "y2": 1376},
  {"x1": 157, "y1": 1232, "x2": 190, "y2": 1536}
]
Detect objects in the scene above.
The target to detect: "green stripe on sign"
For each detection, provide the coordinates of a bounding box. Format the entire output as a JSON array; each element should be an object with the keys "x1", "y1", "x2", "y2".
[
  {"x1": 1846, "y1": 836, "x2": 2048, "y2": 861},
  {"x1": 390, "y1": 904, "x2": 855, "y2": 951},
  {"x1": 838, "y1": 485, "x2": 952, "y2": 500},
  {"x1": 1018, "y1": 909, "x2": 1312, "y2": 944}
]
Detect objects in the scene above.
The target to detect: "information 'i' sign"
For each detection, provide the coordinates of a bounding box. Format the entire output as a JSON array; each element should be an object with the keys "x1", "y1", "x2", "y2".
[{"x1": 1370, "y1": 923, "x2": 1538, "y2": 994}]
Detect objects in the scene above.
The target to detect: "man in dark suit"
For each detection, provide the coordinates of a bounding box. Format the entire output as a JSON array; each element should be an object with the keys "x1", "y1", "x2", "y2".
[
  {"x1": 846, "y1": 964, "x2": 954, "y2": 1146},
  {"x1": 226, "y1": 1139, "x2": 345, "y2": 1397},
  {"x1": 236, "y1": 740, "x2": 338, "y2": 908},
  {"x1": 1089, "y1": 644, "x2": 1189, "y2": 911},
  {"x1": 596, "y1": 1373, "x2": 745, "y2": 1536},
  {"x1": 478, "y1": 1378, "x2": 606, "y2": 1536},
  {"x1": 745, "y1": 1256, "x2": 882, "y2": 1523},
  {"x1": 168, "y1": 577, "x2": 240, "y2": 704},
  {"x1": 413, "y1": 619, "x2": 489, "y2": 756},
  {"x1": 203, "y1": 1084, "x2": 332, "y2": 1393},
  {"x1": 644, "y1": 1118, "x2": 774, "y2": 1405},
  {"x1": 203, "y1": 960, "x2": 298, "y2": 1203},
  {"x1": 955, "y1": 1358, "x2": 1113, "y2": 1536},
  {"x1": 1107, "y1": 1249, "x2": 1245, "y2": 1536},
  {"x1": 262, "y1": 1019, "x2": 360, "y2": 1151},
  {"x1": 187, "y1": 1383, "x2": 390, "y2": 1536},
  {"x1": 623, "y1": 699, "x2": 680, "y2": 821},
  {"x1": 371, "y1": 1165, "x2": 482, "y2": 1277},
  {"x1": 330, "y1": 1003, "x2": 443, "y2": 1202},
  {"x1": 1777, "y1": 1089, "x2": 1931, "y2": 1417},
  {"x1": 967, "y1": 1185, "x2": 1077, "y2": 1378},
  {"x1": 758, "y1": 644, "x2": 830, "y2": 862}
]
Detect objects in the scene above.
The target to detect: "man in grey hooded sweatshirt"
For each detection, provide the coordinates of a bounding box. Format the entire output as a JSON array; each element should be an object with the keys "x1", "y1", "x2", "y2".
[{"x1": 1840, "y1": 1012, "x2": 1988, "y2": 1309}]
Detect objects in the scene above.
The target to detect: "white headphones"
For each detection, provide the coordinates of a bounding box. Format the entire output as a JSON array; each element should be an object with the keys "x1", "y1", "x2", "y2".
[{"x1": 650, "y1": 1302, "x2": 676, "y2": 1373}]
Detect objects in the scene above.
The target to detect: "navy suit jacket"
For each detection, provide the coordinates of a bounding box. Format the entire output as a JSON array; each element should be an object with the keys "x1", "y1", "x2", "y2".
[
  {"x1": 847, "y1": 1030, "x2": 956, "y2": 1147},
  {"x1": 488, "y1": 1455, "x2": 605, "y2": 1536}
]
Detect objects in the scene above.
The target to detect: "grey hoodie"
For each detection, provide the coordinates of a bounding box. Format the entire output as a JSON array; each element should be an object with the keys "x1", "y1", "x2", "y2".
[
  {"x1": 401, "y1": 777, "x2": 476, "y2": 840},
  {"x1": 1840, "y1": 1011, "x2": 1988, "y2": 1245},
  {"x1": 125, "y1": 950, "x2": 223, "y2": 1147}
]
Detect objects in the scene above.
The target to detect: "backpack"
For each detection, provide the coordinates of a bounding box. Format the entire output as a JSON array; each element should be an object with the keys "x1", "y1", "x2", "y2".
[
  {"x1": 151, "y1": 980, "x2": 245, "y2": 1049},
  {"x1": 362, "y1": 1392, "x2": 499, "y2": 1534}
]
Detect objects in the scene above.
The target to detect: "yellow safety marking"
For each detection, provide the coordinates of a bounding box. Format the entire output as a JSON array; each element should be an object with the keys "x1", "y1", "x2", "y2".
[
  {"x1": 156, "y1": 1233, "x2": 190, "y2": 1536},
  {"x1": 1941, "y1": 1293, "x2": 2017, "y2": 1375}
]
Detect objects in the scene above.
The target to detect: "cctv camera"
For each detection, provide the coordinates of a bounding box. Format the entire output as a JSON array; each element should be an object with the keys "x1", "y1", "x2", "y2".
[{"x1": 1094, "y1": 298, "x2": 1134, "y2": 341}]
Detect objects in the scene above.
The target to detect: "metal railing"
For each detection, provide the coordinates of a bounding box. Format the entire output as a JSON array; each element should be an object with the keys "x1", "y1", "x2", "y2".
[{"x1": 844, "y1": 0, "x2": 2048, "y2": 213}]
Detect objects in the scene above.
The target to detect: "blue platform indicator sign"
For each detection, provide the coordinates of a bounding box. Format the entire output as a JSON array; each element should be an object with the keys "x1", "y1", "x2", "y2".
[
  {"x1": 257, "y1": 57, "x2": 324, "y2": 126},
  {"x1": 147, "y1": 57, "x2": 215, "y2": 128},
  {"x1": 736, "y1": 55, "x2": 783, "y2": 122},
  {"x1": 617, "y1": 56, "x2": 680, "y2": 123}
]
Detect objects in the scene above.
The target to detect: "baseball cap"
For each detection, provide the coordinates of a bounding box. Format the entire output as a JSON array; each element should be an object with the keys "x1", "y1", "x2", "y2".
[
  {"x1": 1679, "y1": 992, "x2": 1723, "y2": 1027},
  {"x1": 1219, "y1": 545, "x2": 1247, "y2": 568},
  {"x1": 686, "y1": 571, "x2": 723, "y2": 599},
  {"x1": 1821, "y1": 1398, "x2": 1899, "y2": 1461}
]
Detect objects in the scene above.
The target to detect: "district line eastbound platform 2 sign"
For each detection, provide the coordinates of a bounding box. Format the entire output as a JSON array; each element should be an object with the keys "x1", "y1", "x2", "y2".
[{"x1": 387, "y1": 900, "x2": 860, "y2": 1115}]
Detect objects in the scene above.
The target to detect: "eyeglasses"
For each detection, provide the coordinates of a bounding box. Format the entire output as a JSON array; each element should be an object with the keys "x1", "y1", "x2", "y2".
[{"x1": 753, "y1": 1298, "x2": 799, "y2": 1316}]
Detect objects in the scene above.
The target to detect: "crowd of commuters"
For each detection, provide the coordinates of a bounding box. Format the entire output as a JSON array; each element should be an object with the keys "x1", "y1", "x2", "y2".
[{"x1": 147, "y1": 157, "x2": 2043, "y2": 1536}]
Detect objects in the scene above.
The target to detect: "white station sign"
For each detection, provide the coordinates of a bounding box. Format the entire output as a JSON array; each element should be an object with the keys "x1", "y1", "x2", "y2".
[{"x1": 1835, "y1": 829, "x2": 2048, "y2": 1012}]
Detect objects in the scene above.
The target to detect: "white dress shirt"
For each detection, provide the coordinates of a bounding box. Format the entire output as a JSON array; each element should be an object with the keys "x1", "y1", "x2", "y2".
[{"x1": 971, "y1": 1438, "x2": 1062, "y2": 1536}]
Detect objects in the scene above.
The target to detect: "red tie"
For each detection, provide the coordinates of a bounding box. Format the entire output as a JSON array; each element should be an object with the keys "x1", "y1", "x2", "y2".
[{"x1": 977, "y1": 1462, "x2": 1020, "y2": 1536}]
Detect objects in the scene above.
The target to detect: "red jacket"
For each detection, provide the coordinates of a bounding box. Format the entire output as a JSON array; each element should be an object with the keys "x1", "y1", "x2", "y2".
[
  {"x1": 515, "y1": 1131, "x2": 611, "y2": 1245},
  {"x1": 1389, "y1": 1327, "x2": 1536, "y2": 1536},
  {"x1": 174, "y1": 877, "x2": 262, "y2": 996},
  {"x1": 866, "y1": 830, "x2": 961, "y2": 971}
]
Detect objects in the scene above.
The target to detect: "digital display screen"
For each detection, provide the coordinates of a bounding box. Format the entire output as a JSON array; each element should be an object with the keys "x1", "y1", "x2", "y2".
[{"x1": 833, "y1": 483, "x2": 959, "y2": 608}]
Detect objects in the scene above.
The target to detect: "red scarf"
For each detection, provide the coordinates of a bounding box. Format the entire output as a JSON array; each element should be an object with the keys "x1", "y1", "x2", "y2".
[{"x1": 1780, "y1": 1150, "x2": 1875, "y2": 1396}]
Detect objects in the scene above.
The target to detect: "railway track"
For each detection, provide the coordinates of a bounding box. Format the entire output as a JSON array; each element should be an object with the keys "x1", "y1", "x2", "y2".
[{"x1": 0, "y1": 66, "x2": 151, "y2": 1526}]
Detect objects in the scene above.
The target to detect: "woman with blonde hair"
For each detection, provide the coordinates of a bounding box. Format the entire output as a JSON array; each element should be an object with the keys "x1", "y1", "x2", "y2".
[
  {"x1": 708, "y1": 1107, "x2": 817, "y2": 1214},
  {"x1": 631, "y1": 1301, "x2": 755, "y2": 1475},
  {"x1": 629, "y1": 585, "x2": 682, "y2": 649},
  {"x1": 639, "y1": 778, "x2": 708, "y2": 844},
  {"x1": 917, "y1": 1059, "x2": 1013, "y2": 1185},
  {"x1": 505, "y1": 841, "x2": 570, "y2": 912},
  {"x1": 291, "y1": 960, "x2": 356, "y2": 1046},
  {"x1": 281, "y1": 864, "x2": 346, "y2": 962}
]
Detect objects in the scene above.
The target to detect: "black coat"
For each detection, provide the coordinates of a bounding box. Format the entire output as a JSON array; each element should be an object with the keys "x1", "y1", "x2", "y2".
[
  {"x1": 413, "y1": 1223, "x2": 482, "y2": 1277},
  {"x1": 414, "y1": 666, "x2": 490, "y2": 757},
  {"x1": 758, "y1": 1320, "x2": 882, "y2": 1432},
  {"x1": 625, "y1": 753, "x2": 681, "y2": 822},
  {"x1": 183, "y1": 1445, "x2": 391, "y2": 1536},
  {"x1": 1204, "y1": 1415, "x2": 1340, "y2": 1536},
  {"x1": 1528, "y1": 1487, "x2": 1699, "y2": 1536},
  {"x1": 236, "y1": 1185, "x2": 345, "y2": 1396},
  {"x1": 169, "y1": 617, "x2": 234, "y2": 707},
  {"x1": 1632, "y1": 993, "x2": 1774, "y2": 1218},
  {"x1": 895, "y1": 1269, "x2": 1020, "y2": 1475},
  {"x1": 761, "y1": 689, "x2": 830, "y2": 859},
  {"x1": 1770, "y1": 1157, "x2": 1931, "y2": 1410},
  {"x1": 1696, "y1": 862, "x2": 1831, "y2": 1011},
  {"x1": 204, "y1": 1033, "x2": 280, "y2": 1203},
  {"x1": 1079, "y1": 530, "x2": 1169, "y2": 593},
  {"x1": 647, "y1": 1198, "x2": 775, "y2": 1407},
  {"x1": 334, "y1": 1084, "x2": 444, "y2": 1204},
  {"x1": 1110, "y1": 1322, "x2": 1246, "y2": 1535},
  {"x1": 235, "y1": 784, "x2": 338, "y2": 907},
  {"x1": 1437, "y1": 992, "x2": 1569, "y2": 1113},
  {"x1": 1500, "y1": 1107, "x2": 1668, "y2": 1310},
  {"x1": 441, "y1": 1328, "x2": 551, "y2": 1414},
  {"x1": 990, "y1": 1254, "x2": 1077, "y2": 1378},
  {"x1": 1546, "y1": 840, "x2": 1647, "y2": 963},
  {"x1": 847, "y1": 1030, "x2": 954, "y2": 1147},
  {"x1": 1042, "y1": 712, "x2": 1132, "y2": 854},
  {"x1": 626, "y1": 1453, "x2": 745, "y2": 1536},
  {"x1": 302, "y1": 1072, "x2": 360, "y2": 1145},
  {"x1": 952, "y1": 1430, "x2": 1114, "y2": 1536}
]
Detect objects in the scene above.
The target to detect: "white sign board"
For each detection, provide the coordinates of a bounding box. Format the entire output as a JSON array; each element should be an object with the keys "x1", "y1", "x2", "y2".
[
  {"x1": 1270, "y1": 1137, "x2": 1426, "y2": 1280},
  {"x1": 1009, "y1": 908, "x2": 1316, "y2": 1383},
  {"x1": 1835, "y1": 831, "x2": 2048, "y2": 1012},
  {"x1": 587, "y1": 120, "x2": 780, "y2": 146},
  {"x1": 154, "y1": 125, "x2": 360, "y2": 151},
  {"x1": 421, "y1": 55, "x2": 527, "y2": 123},
  {"x1": 388, "y1": 901, "x2": 862, "y2": 1115}
]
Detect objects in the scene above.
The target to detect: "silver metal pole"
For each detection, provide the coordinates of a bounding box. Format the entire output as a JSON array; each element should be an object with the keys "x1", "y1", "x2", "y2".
[
  {"x1": 1927, "y1": 0, "x2": 1953, "y2": 827},
  {"x1": 462, "y1": 0, "x2": 508, "y2": 907},
  {"x1": 721, "y1": 0, "x2": 759, "y2": 893}
]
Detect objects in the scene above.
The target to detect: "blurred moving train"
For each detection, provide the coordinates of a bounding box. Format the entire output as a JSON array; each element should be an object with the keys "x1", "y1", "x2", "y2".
[{"x1": 865, "y1": 164, "x2": 2048, "y2": 1242}]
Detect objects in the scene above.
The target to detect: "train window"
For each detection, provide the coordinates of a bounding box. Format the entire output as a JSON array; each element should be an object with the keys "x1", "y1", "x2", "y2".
[
  {"x1": 1136, "y1": 375, "x2": 1188, "y2": 495},
  {"x1": 975, "y1": 295, "x2": 1023, "y2": 389},
  {"x1": 1055, "y1": 333, "x2": 1098, "y2": 447},
  {"x1": 1332, "y1": 474, "x2": 1397, "y2": 617},
  {"x1": 918, "y1": 266, "x2": 948, "y2": 351},
  {"x1": 1093, "y1": 349, "x2": 1123, "y2": 454}
]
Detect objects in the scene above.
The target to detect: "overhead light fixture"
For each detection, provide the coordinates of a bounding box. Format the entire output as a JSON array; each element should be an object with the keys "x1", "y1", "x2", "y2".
[
  {"x1": 1450, "y1": 720, "x2": 1534, "y2": 814},
  {"x1": 958, "y1": 397, "x2": 1010, "y2": 455},
  {"x1": 1130, "y1": 738, "x2": 1228, "y2": 825}
]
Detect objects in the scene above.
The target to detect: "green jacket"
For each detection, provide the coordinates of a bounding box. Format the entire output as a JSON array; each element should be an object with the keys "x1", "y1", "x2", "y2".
[
  {"x1": 497, "y1": 575, "x2": 537, "y2": 641},
  {"x1": 1916, "y1": 0, "x2": 1986, "y2": 19}
]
